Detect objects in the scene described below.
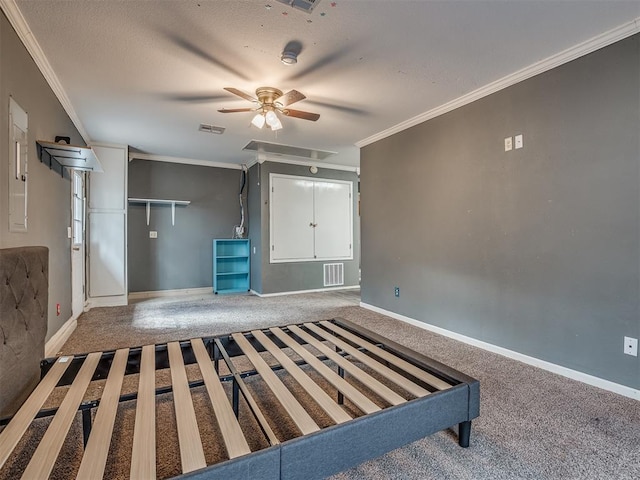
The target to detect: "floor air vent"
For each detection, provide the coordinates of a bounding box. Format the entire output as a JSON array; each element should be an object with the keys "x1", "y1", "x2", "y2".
[{"x1": 324, "y1": 263, "x2": 344, "y2": 287}]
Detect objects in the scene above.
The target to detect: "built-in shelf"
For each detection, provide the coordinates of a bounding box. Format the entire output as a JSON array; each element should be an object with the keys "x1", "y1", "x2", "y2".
[
  {"x1": 36, "y1": 140, "x2": 104, "y2": 173},
  {"x1": 128, "y1": 198, "x2": 191, "y2": 225},
  {"x1": 213, "y1": 239, "x2": 250, "y2": 294}
]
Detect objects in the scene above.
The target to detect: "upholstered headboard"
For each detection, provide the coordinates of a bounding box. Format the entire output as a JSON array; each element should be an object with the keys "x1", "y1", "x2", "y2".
[{"x1": 0, "y1": 246, "x2": 48, "y2": 418}]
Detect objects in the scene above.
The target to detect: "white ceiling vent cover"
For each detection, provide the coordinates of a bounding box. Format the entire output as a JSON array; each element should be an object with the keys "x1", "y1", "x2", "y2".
[
  {"x1": 324, "y1": 263, "x2": 344, "y2": 287},
  {"x1": 276, "y1": 0, "x2": 321, "y2": 14},
  {"x1": 199, "y1": 124, "x2": 225, "y2": 134}
]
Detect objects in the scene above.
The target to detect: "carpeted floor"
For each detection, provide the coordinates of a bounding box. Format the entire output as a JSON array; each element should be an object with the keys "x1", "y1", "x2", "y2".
[{"x1": 1, "y1": 289, "x2": 639, "y2": 479}]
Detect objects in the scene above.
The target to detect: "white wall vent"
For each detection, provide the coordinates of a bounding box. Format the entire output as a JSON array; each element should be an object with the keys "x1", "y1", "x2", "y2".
[
  {"x1": 199, "y1": 124, "x2": 225, "y2": 135},
  {"x1": 276, "y1": 0, "x2": 321, "y2": 14},
  {"x1": 324, "y1": 263, "x2": 344, "y2": 287}
]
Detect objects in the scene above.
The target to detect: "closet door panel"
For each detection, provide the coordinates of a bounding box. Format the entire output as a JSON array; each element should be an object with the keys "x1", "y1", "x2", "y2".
[
  {"x1": 270, "y1": 176, "x2": 315, "y2": 262},
  {"x1": 314, "y1": 181, "x2": 353, "y2": 260}
]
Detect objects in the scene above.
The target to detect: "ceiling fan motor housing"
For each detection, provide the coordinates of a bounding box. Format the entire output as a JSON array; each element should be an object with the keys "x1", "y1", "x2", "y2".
[{"x1": 256, "y1": 87, "x2": 284, "y2": 109}]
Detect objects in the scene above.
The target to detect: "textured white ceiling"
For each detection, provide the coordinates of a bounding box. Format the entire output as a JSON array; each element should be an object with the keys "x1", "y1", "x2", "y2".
[{"x1": 11, "y1": 0, "x2": 640, "y2": 168}]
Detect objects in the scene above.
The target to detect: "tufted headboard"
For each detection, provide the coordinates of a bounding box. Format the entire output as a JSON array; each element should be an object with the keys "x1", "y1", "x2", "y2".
[{"x1": 0, "y1": 246, "x2": 48, "y2": 418}]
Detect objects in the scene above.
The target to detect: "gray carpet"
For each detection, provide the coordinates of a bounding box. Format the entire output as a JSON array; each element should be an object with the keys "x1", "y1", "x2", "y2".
[{"x1": 1, "y1": 290, "x2": 639, "y2": 479}]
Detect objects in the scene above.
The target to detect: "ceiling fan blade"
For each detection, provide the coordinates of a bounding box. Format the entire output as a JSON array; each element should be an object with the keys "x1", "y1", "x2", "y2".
[
  {"x1": 224, "y1": 87, "x2": 257, "y2": 103},
  {"x1": 218, "y1": 108, "x2": 255, "y2": 113},
  {"x1": 282, "y1": 109, "x2": 320, "y2": 121},
  {"x1": 276, "y1": 90, "x2": 306, "y2": 108}
]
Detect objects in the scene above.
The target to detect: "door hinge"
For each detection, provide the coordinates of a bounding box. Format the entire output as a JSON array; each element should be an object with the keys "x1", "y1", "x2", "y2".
[{"x1": 272, "y1": 245, "x2": 274, "y2": 251}]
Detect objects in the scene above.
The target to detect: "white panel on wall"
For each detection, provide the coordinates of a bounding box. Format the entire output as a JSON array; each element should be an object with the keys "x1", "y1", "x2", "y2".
[
  {"x1": 87, "y1": 144, "x2": 127, "y2": 305},
  {"x1": 88, "y1": 145, "x2": 126, "y2": 210},
  {"x1": 314, "y1": 181, "x2": 352, "y2": 260},
  {"x1": 271, "y1": 175, "x2": 315, "y2": 261},
  {"x1": 8, "y1": 97, "x2": 28, "y2": 232},
  {"x1": 89, "y1": 212, "x2": 125, "y2": 297}
]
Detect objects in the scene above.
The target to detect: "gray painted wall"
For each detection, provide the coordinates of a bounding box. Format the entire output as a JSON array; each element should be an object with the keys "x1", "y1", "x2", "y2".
[
  {"x1": 0, "y1": 12, "x2": 84, "y2": 341},
  {"x1": 361, "y1": 35, "x2": 640, "y2": 389},
  {"x1": 248, "y1": 162, "x2": 262, "y2": 293},
  {"x1": 128, "y1": 160, "x2": 243, "y2": 292},
  {"x1": 254, "y1": 161, "x2": 360, "y2": 295}
]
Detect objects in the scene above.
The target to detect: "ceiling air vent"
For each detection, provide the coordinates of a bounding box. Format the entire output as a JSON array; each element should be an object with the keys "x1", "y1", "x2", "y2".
[
  {"x1": 198, "y1": 124, "x2": 225, "y2": 135},
  {"x1": 275, "y1": 0, "x2": 321, "y2": 14},
  {"x1": 243, "y1": 140, "x2": 336, "y2": 161}
]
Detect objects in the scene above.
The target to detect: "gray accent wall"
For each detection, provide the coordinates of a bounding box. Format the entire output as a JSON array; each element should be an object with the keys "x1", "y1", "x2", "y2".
[
  {"x1": 0, "y1": 11, "x2": 84, "y2": 341},
  {"x1": 361, "y1": 35, "x2": 640, "y2": 389},
  {"x1": 128, "y1": 159, "x2": 243, "y2": 292},
  {"x1": 253, "y1": 161, "x2": 360, "y2": 295}
]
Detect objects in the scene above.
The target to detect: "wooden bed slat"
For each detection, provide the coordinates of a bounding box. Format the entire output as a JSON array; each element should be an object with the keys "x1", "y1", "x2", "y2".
[
  {"x1": 21, "y1": 352, "x2": 102, "y2": 480},
  {"x1": 251, "y1": 330, "x2": 352, "y2": 425},
  {"x1": 270, "y1": 327, "x2": 381, "y2": 415},
  {"x1": 305, "y1": 323, "x2": 430, "y2": 398},
  {"x1": 214, "y1": 338, "x2": 280, "y2": 446},
  {"x1": 168, "y1": 342, "x2": 207, "y2": 473},
  {"x1": 231, "y1": 333, "x2": 320, "y2": 436},
  {"x1": 191, "y1": 338, "x2": 251, "y2": 459},
  {"x1": 76, "y1": 348, "x2": 129, "y2": 480},
  {"x1": 0, "y1": 356, "x2": 73, "y2": 469},
  {"x1": 130, "y1": 344, "x2": 156, "y2": 479},
  {"x1": 320, "y1": 321, "x2": 452, "y2": 391},
  {"x1": 288, "y1": 325, "x2": 407, "y2": 407}
]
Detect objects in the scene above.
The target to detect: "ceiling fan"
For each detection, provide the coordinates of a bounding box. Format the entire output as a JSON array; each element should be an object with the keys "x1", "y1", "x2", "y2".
[{"x1": 218, "y1": 87, "x2": 320, "y2": 130}]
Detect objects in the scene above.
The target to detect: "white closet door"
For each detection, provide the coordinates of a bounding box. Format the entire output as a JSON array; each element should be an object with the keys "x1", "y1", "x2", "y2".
[
  {"x1": 313, "y1": 181, "x2": 352, "y2": 260},
  {"x1": 270, "y1": 176, "x2": 315, "y2": 262}
]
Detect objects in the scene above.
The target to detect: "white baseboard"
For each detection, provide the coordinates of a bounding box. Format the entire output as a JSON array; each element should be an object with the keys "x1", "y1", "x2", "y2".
[
  {"x1": 252, "y1": 285, "x2": 360, "y2": 298},
  {"x1": 86, "y1": 295, "x2": 128, "y2": 309},
  {"x1": 44, "y1": 316, "x2": 77, "y2": 357},
  {"x1": 361, "y1": 302, "x2": 640, "y2": 401},
  {"x1": 128, "y1": 287, "x2": 212, "y2": 301}
]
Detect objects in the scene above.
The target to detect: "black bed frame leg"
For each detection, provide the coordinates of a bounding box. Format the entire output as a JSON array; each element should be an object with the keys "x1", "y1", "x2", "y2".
[
  {"x1": 458, "y1": 421, "x2": 471, "y2": 448},
  {"x1": 232, "y1": 379, "x2": 240, "y2": 418},
  {"x1": 337, "y1": 369, "x2": 345, "y2": 405},
  {"x1": 82, "y1": 407, "x2": 92, "y2": 448}
]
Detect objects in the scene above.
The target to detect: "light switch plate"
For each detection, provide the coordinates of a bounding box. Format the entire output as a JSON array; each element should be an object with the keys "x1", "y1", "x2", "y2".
[
  {"x1": 149, "y1": 231, "x2": 158, "y2": 239},
  {"x1": 504, "y1": 137, "x2": 513, "y2": 151},
  {"x1": 515, "y1": 134, "x2": 523, "y2": 149}
]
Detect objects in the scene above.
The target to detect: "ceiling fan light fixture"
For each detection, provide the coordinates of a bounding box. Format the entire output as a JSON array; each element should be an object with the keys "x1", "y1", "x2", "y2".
[
  {"x1": 265, "y1": 110, "x2": 279, "y2": 127},
  {"x1": 270, "y1": 116, "x2": 283, "y2": 131},
  {"x1": 251, "y1": 113, "x2": 266, "y2": 129}
]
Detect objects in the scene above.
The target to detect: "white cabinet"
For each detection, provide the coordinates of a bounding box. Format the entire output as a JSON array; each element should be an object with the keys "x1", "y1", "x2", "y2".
[
  {"x1": 270, "y1": 173, "x2": 353, "y2": 263},
  {"x1": 87, "y1": 144, "x2": 128, "y2": 306}
]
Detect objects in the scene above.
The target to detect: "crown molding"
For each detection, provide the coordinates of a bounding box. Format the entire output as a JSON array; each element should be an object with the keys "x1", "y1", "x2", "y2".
[
  {"x1": 356, "y1": 17, "x2": 640, "y2": 148},
  {"x1": 129, "y1": 152, "x2": 243, "y2": 170},
  {"x1": 0, "y1": 0, "x2": 92, "y2": 144}
]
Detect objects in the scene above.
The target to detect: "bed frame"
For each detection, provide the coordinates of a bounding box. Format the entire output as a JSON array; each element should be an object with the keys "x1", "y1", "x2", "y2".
[{"x1": 0, "y1": 318, "x2": 480, "y2": 480}]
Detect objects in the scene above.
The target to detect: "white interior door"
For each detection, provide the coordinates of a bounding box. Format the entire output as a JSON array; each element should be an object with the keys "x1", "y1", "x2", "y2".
[
  {"x1": 71, "y1": 171, "x2": 85, "y2": 317},
  {"x1": 313, "y1": 181, "x2": 353, "y2": 260}
]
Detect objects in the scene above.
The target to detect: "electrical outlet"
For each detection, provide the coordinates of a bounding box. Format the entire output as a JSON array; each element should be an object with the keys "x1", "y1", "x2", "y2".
[
  {"x1": 515, "y1": 134, "x2": 523, "y2": 149},
  {"x1": 149, "y1": 231, "x2": 158, "y2": 238},
  {"x1": 624, "y1": 336, "x2": 638, "y2": 356},
  {"x1": 504, "y1": 137, "x2": 513, "y2": 152},
  {"x1": 394, "y1": 287, "x2": 400, "y2": 298}
]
